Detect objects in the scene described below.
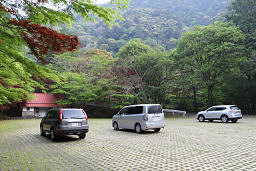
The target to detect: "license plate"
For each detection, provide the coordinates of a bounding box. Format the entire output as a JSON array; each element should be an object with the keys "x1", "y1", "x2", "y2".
[
  {"x1": 152, "y1": 116, "x2": 161, "y2": 121},
  {"x1": 71, "y1": 123, "x2": 79, "y2": 127}
]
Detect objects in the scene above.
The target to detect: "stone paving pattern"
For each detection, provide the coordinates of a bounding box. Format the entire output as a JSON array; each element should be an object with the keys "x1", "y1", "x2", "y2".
[{"x1": 1, "y1": 117, "x2": 256, "y2": 170}]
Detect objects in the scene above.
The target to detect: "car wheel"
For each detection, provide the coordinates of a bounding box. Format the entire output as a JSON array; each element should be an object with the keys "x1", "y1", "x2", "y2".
[
  {"x1": 154, "y1": 128, "x2": 160, "y2": 133},
  {"x1": 79, "y1": 133, "x2": 86, "y2": 139},
  {"x1": 113, "y1": 122, "x2": 119, "y2": 130},
  {"x1": 50, "y1": 128, "x2": 57, "y2": 141},
  {"x1": 209, "y1": 120, "x2": 213, "y2": 122},
  {"x1": 232, "y1": 119, "x2": 238, "y2": 123},
  {"x1": 198, "y1": 115, "x2": 205, "y2": 122},
  {"x1": 221, "y1": 115, "x2": 228, "y2": 123},
  {"x1": 40, "y1": 125, "x2": 45, "y2": 136},
  {"x1": 135, "y1": 124, "x2": 142, "y2": 134}
]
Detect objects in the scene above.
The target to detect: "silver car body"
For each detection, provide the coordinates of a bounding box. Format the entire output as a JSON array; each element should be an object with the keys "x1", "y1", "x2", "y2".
[
  {"x1": 112, "y1": 104, "x2": 165, "y2": 131},
  {"x1": 41, "y1": 108, "x2": 89, "y2": 137},
  {"x1": 197, "y1": 105, "x2": 242, "y2": 122}
]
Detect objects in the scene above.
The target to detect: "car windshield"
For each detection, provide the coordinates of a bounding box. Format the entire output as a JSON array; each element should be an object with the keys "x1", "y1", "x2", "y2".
[
  {"x1": 148, "y1": 105, "x2": 162, "y2": 114},
  {"x1": 230, "y1": 106, "x2": 239, "y2": 110},
  {"x1": 62, "y1": 110, "x2": 85, "y2": 119}
]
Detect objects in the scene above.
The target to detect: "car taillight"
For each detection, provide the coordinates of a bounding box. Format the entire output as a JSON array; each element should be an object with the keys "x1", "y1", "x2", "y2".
[
  {"x1": 59, "y1": 109, "x2": 63, "y2": 121},
  {"x1": 82, "y1": 109, "x2": 88, "y2": 120}
]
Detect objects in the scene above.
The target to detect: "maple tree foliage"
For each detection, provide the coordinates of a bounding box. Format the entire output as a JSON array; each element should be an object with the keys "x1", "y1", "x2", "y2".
[
  {"x1": 0, "y1": 0, "x2": 129, "y2": 63},
  {"x1": 1, "y1": 2, "x2": 80, "y2": 64},
  {"x1": 8, "y1": 19, "x2": 80, "y2": 64},
  {"x1": 0, "y1": 5, "x2": 14, "y2": 13}
]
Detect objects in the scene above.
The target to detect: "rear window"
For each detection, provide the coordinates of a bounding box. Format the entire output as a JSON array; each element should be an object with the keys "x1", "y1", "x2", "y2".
[
  {"x1": 148, "y1": 105, "x2": 162, "y2": 114},
  {"x1": 62, "y1": 109, "x2": 85, "y2": 119},
  {"x1": 230, "y1": 106, "x2": 239, "y2": 110},
  {"x1": 47, "y1": 110, "x2": 57, "y2": 119},
  {"x1": 127, "y1": 106, "x2": 143, "y2": 115}
]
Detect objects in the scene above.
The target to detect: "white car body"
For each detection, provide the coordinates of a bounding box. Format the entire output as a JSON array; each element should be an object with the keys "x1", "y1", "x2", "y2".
[
  {"x1": 112, "y1": 104, "x2": 165, "y2": 133},
  {"x1": 197, "y1": 105, "x2": 242, "y2": 123}
]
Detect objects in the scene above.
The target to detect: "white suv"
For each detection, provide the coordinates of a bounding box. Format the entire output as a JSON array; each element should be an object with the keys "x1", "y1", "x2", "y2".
[{"x1": 197, "y1": 105, "x2": 242, "y2": 123}]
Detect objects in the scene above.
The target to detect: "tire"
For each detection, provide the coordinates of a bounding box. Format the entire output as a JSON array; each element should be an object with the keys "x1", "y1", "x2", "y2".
[
  {"x1": 135, "y1": 124, "x2": 142, "y2": 134},
  {"x1": 221, "y1": 115, "x2": 228, "y2": 123},
  {"x1": 209, "y1": 120, "x2": 213, "y2": 122},
  {"x1": 113, "y1": 122, "x2": 119, "y2": 130},
  {"x1": 40, "y1": 125, "x2": 45, "y2": 136},
  {"x1": 154, "y1": 128, "x2": 160, "y2": 133},
  {"x1": 198, "y1": 115, "x2": 205, "y2": 122},
  {"x1": 79, "y1": 133, "x2": 86, "y2": 139},
  {"x1": 232, "y1": 119, "x2": 238, "y2": 123},
  {"x1": 50, "y1": 128, "x2": 57, "y2": 141}
]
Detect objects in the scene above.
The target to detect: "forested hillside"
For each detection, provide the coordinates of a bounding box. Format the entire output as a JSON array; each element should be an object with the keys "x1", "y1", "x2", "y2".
[
  {"x1": 61, "y1": 0, "x2": 228, "y2": 54},
  {"x1": 50, "y1": 0, "x2": 256, "y2": 114},
  {"x1": 2, "y1": 0, "x2": 256, "y2": 117}
]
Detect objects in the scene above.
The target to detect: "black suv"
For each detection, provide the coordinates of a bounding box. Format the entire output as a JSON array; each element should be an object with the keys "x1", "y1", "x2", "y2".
[{"x1": 40, "y1": 108, "x2": 89, "y2": 141}]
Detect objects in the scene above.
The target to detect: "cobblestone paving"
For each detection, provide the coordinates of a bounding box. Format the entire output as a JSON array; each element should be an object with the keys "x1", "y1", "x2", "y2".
[{"x1": 1, "y1": 117, "x2": 256, "y2": 171}]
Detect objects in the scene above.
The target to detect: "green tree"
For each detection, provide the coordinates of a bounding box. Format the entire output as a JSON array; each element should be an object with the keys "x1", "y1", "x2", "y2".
[
  {"x1": 176, "y1": 22, "x2": 247, "y2": 108},
  {"x1": 226, "y1": 0, "x2": 256, "y2": 113},
  {"x1": 51, "y1": 72, "x2": 95, "y2": 107},
  {"x1": 133, "y1": 51, "x2": 174, "y2": 105},
  {"x1": 50, "y1": 48, "x2": 133, "y2": 109},
  {"x1": 0, "y1": 23, "x2": 59, "y2": 106},
  {"x1": 226, "y1": 0, "x2": 256, "y2": 49},
  {"x1": 0, "y1": 0, "x2": 129, "y2": 107},
  {"x1": 116, "y1": 38, "x2": 153, "y2": 58},
  {"x1": 113, "y1": 39, "x2": 154, "y2": 103}
]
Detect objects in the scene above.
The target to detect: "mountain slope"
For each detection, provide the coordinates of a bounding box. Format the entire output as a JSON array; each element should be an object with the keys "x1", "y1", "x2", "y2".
[{"x1": 61, "y1": 0, "x2": 228, "y2": 54}]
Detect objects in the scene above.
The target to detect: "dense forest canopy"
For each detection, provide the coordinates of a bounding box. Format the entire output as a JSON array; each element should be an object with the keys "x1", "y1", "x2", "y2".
[
  {"x1": 128, "y1": 0, "x2": 227, "y2": 19},
  {"x1": 61, "y1": 0, "x2": 228, "y2": 54}
]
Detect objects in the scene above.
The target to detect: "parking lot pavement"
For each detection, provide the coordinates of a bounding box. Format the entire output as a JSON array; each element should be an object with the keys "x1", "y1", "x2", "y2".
[{"x1": 1, "y1": 117, "x2": 256, "y2": 170}]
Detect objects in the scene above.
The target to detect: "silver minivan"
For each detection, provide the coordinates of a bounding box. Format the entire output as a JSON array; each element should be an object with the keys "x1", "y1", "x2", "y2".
[{"x1": 112, "y1": 104, "x2": 165, "y2": 133}]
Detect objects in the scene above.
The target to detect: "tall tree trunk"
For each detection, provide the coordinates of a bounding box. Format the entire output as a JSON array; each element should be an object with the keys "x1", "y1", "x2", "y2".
[
  {"x1": 193, "y1": 86, "x2": 198, "y2": 112},
  {"x1": 207, "y1": 85, "x2": 214, "y2": 106},
  {"x1": 251, "y1": 95, "x2": 255, "y2": 114},
  {"x1": 144, "y1": 95, "x2": 149, "y2": 103}
]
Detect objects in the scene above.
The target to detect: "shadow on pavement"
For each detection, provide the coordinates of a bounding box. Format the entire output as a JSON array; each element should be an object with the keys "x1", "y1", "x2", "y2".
[
  {"x1": 35, "y1": 133, "x2": 80, "y2": 142},
  {"x1": 197, "y1": 121, "x2": 242, "y2": 124},
  {"x1": 116, "y1": 129, "x2": 159, "y2": 134}
]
